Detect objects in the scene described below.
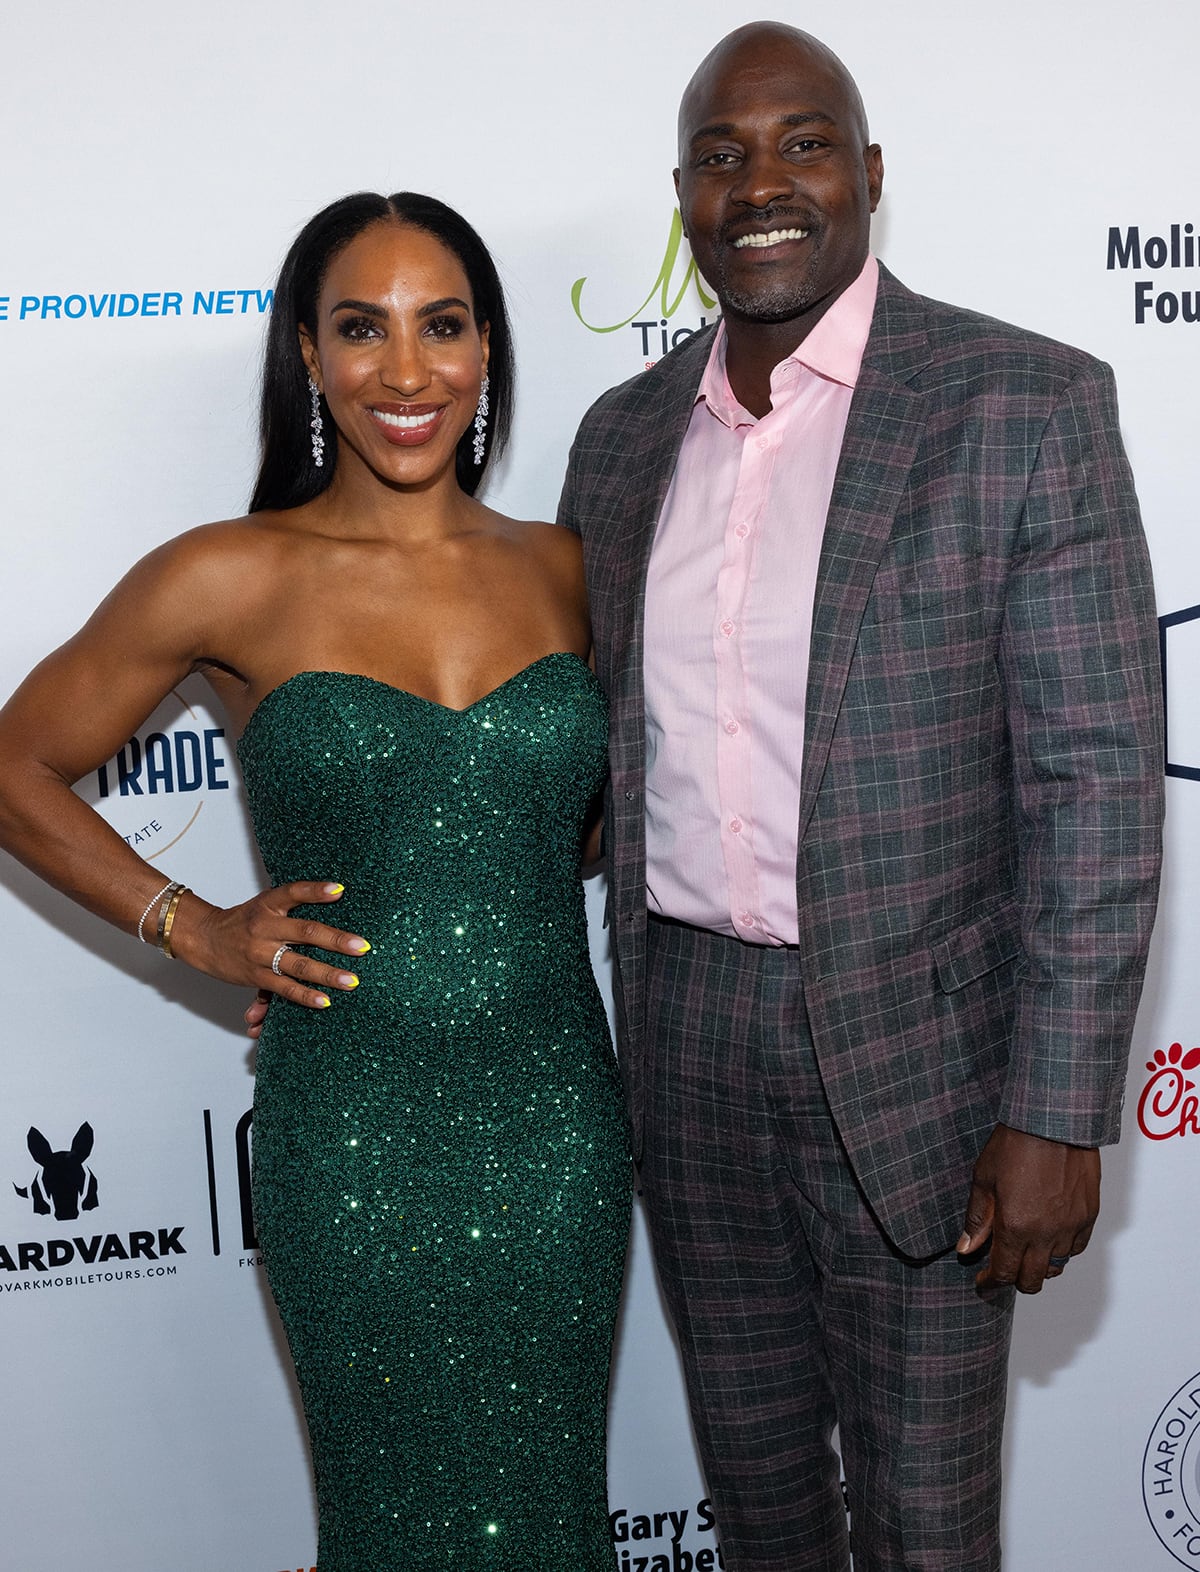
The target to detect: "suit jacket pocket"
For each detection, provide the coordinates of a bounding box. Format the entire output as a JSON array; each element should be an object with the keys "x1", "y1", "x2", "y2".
[{"x1": 931, "y1": 902, "x2": 1021, "y2": 993}]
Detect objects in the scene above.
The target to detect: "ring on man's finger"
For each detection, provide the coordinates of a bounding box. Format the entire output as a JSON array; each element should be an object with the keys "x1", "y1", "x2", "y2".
[
  {"x1": 1048, "y1": 1254, "x2": 1071, "y2": 1268},
  {"x1": 271, "y1": 944, "x2": 291, "y2": 976}
]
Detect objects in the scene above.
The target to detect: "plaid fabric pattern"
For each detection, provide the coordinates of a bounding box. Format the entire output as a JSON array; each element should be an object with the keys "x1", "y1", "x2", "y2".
[
  {"x1": 559, "y1": 264, "x2": 1164, "y2": 1259},
  {"x1": 641, "y1": 918, "x2": 1013, "y2": 1572}
]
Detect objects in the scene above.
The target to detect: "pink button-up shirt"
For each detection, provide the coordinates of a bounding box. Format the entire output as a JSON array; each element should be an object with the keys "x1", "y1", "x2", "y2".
[{"x1": 643, "y1": 255, "x2": 879, "y2": 945}]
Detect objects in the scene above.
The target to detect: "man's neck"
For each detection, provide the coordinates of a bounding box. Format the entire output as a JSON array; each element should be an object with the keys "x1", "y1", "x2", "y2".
[{"x1": 722, "y1": 279, "x2": 854, "y2": 417}]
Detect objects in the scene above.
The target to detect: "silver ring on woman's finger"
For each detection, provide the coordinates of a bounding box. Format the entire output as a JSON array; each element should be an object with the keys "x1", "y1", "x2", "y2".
[
  {"x1": 1048, "y1": 1255, "x2": 1071, "y2": 1268},
  {"x1": 271, "y1": 944, "x2": 291, "y2": 976}
]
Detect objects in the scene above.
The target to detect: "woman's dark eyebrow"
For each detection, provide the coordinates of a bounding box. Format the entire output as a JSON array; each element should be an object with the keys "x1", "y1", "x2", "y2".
[
  {"x1": 417, "y1": 297, "x2": 470, "y2": 318},
  {"x1": 329, "y1": 298, "x2": 387, "y2": 318},
  {"x1": 327, "y1": 296, "x2": 470, "y2": 320}
]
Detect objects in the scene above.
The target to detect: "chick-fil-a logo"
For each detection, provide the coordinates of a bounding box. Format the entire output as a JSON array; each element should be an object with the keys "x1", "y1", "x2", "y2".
[{"x1": 1138, "y1": 1043, "x2": 1200, "y2": 1140}]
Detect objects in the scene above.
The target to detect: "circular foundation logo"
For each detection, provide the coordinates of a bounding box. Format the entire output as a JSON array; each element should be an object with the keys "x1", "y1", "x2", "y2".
[{"x1": 1144, "y1": 1371, "x2": 1200, "y2": 1564}]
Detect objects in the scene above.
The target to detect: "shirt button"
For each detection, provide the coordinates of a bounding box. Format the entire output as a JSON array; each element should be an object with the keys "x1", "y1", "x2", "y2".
[
  {"x1": 720, "y1": 619, "x2": 735, "y2": 637},
  {"x1": 734, "y1": 523, "x2": 749, "y2": 539},
  {"x1": 755, "y1": 436, "x2": 769, "y2": 451},
  {"x1": 740, "y1": 911, "x2": 755, "y2": 927},
  {"x1": 624, "y1": 790, "x2": 636, "y2": 801},
  {"x1": 725, "y1": 720, "x2": 740, "y2": 735},
  {"x1": 729, "y1": 817, "x2": 743, "y2": 834}
]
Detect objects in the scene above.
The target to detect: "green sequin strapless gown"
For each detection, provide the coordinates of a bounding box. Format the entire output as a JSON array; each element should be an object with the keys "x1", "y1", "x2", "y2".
[{"x1": 237, "y1": 654, "x2": 629, "y2": 1571}]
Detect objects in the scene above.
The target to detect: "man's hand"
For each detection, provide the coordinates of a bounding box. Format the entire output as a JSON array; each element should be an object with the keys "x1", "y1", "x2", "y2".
[
  {"x1": 957, "y1": 1124, "x2": 1100, "y2": 1294},
  {"x1": 244, "y1": 991, "x2": 272, "y2": 1040}
]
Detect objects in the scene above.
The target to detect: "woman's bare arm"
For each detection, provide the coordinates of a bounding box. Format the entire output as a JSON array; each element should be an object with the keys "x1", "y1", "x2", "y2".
[{"x1": 0, "y1": 527, "x2": 367, "y2": 1007}]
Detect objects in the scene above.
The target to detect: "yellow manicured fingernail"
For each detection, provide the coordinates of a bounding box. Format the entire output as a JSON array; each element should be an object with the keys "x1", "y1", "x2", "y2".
[
  {"x1": 338, "y1": 973, "x2": 360, "y2": 990},
  {"x1": 315, "y1": 994, "x2": 332, "y2": 1008},
  {"x1": 324, "y1": 883, "x2": 344, "y2": 895},
  {"x1": 348, "y1": 939, "x2": 371, "y2": 954}
]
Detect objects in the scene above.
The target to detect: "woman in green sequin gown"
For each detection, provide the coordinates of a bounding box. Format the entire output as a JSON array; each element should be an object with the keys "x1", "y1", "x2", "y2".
[
  {"x1": 0, "y1": 193, "x2": 629, "y2": 1570},
  {"x1": 240, "y1": 657, "x2": 628, "y2": 1567}
]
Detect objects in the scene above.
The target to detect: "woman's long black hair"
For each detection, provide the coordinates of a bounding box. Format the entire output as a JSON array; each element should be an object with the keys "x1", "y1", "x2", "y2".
[{"x1": 249, "y1": 192, "x2": 514, "y2": 512}]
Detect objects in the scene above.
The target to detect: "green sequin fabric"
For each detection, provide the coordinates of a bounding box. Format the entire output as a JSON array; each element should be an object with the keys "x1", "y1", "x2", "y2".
[{"x1": 237, "y1": 654, "x2": 630, "y2": 1570}]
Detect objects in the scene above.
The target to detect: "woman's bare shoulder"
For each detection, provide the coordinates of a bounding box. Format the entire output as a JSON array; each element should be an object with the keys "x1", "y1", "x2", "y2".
[
  {"x1": 116, "y1": 512, "x2": 302, "y2": 616},
  {"x1": 148, "y1": 511, "x2": 296, "y2": 571},
  {"x1": 496, "y1": 516, "x2": 583, "y2": 568}
]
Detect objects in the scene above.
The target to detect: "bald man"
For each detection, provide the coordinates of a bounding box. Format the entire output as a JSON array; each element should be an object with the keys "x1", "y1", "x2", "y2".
[{"x1": 559, "y1": 22, "x2": 1162, "y2": 1571}]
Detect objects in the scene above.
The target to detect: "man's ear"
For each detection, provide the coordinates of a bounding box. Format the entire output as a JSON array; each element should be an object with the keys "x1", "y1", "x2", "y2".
[
  {"x1": 865, "y1": 144, "x2": 884, "y2": 213},
  {"x1": 673, "y1": 170, "x2": 687, "y2": 238}
]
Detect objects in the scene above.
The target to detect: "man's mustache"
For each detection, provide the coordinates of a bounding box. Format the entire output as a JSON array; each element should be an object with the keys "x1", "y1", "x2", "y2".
[{"x1": 718, "y1": 208, "x2": 822, "y2": 243}]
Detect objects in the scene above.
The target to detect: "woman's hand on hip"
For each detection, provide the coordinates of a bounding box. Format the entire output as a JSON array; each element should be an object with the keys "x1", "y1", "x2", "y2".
[{"x1": 170, "y1": 880, "x2": 369, "y2": 1010}]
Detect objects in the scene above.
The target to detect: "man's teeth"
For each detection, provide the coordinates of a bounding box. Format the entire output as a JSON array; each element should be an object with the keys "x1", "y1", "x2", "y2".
[
  {"x1": 373, "y1": 408, "x2": 438, "y2": 428},
  {"x1": 732, "y1": 228, "x2": 809, "y2": 249}
]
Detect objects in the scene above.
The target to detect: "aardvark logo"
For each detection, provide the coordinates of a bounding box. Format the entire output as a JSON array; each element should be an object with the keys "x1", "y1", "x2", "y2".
[{"x1": 13, "y1": 1124, "x2": 99, "y2": 1219}]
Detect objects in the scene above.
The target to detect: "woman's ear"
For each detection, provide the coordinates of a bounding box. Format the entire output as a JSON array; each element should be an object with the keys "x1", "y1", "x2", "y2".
[{"x1": 298, "y1": 325, "x2": 321, "y2": 390}]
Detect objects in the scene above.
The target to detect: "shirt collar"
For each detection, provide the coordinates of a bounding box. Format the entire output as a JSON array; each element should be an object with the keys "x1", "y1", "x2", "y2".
[{"x1": 697, "y1": 253, "x2": 879, "y2": 427}]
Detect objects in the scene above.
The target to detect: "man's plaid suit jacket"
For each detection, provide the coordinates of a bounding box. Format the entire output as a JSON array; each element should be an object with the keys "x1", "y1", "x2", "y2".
[{"x1": 559, "y1": 263, "x2": 1164, "y2": 1259}]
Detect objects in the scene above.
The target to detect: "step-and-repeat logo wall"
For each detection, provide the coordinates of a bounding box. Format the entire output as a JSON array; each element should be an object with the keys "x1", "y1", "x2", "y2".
[{"x1": 2, "y1": 4, "x2": 1198, "y2": 1570}]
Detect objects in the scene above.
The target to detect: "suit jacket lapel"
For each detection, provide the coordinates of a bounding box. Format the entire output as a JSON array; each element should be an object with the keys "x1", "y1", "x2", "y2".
[
  {"x1": 605, "y1": 329, "x2": 715, "y2": 709},
  {"x1": 797, "y1": 268, "x2": 933, "y2": 843}
]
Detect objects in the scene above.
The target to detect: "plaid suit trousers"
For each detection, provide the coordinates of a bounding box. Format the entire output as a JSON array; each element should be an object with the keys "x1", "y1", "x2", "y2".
[{"x1": 640, "y1": 916, "x2": 1015, "y2": 1572}]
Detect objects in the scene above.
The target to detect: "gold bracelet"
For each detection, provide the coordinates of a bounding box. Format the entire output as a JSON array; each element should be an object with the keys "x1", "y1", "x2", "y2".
[
  {"x1": 154, "y1": 884, "x2": 179, "y2": 948},
  {"x1": 150, "y1": 881, "x2": 185, "y2": 947},
  {"x1": 159, "y1": 886, "x2": 189, "y2": 959}
]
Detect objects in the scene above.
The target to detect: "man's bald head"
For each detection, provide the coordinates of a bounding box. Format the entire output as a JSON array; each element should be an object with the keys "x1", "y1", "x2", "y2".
[{"x1": 678, "y1": 22, "x2": 870, "y2": 162}]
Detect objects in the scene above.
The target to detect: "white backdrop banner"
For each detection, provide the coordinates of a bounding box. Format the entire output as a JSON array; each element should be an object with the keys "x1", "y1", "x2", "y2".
[{"x1": 2, "y1": 2, "x2": 1197, "y2": 1569}]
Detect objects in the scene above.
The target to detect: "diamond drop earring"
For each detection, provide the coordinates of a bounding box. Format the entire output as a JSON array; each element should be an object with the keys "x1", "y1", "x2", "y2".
[
  {"x1": 308, "y1": 377, "x2": 325, "y2": 468},
  {"x1": 472, "y1": 375, "x2": 490, "y2": 467}
]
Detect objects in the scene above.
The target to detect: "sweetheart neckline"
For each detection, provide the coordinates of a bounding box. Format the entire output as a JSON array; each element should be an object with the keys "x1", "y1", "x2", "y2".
[{"x1": 236, "y1": 652, "x2": 596, "y2": 746}]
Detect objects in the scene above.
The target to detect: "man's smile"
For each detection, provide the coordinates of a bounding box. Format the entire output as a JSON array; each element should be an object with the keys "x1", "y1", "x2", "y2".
[{"x1": 731, "y1": 227, "x2": 810, "y2": 250}]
